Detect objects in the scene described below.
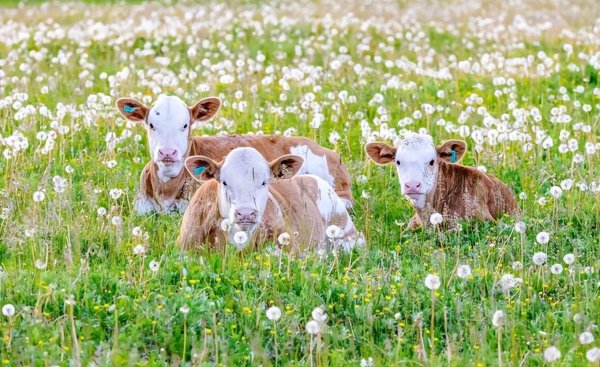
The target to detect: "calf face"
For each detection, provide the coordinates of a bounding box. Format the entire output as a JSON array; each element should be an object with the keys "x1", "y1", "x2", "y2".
[
  {"x1": 366, "y1": 134, "x2": 466, "y2": 209},
  {"x1": 116, "y1": 95, "x2": 221, "y2": 182},
  {"x1": 185, "y1": 147, "x2": 304, "y2": 245}
]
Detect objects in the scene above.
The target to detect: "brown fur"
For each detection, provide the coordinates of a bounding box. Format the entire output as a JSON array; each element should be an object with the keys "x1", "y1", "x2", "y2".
[
  {"x1": 178, "y1": 175, "x2": 337, "y2": 253},
  {"x1": 410, "y1": 162, "x2": 519, "y2": 229}
]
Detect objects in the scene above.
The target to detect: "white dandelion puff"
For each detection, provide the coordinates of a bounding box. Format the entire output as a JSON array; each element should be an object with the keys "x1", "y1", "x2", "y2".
[
  {"x1": 542, "y1": 346, "x2": 561, "y2": 362},
  {"x1": 532, "y1": 252, "x2": 547, "y2": 266},
  {"x1": 266, "y1": 306, "x2": 282, "y2": 321},
  {"x1": 2, "y1": 304, "x2": 15, "y2": 317},
  {"x1": 456, "y1": 264, "x2": 471, "y2": 279},
  {"x1": 424, "y1": 274, "x2": 441, "y2": 290},
  {"x1": 536, "y1": 231, "x2": 550, "y2": 245},
  {"x1": 492, "y1": 310, "x2": 505, "y2": 327},
  {"x1": 305, "y1": 320, "x2": 320, "y2": 335}
]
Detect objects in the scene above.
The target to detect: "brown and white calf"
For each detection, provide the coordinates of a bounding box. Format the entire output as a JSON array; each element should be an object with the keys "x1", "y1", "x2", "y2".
[
  {"x1": 366, "y1": 133, "x2": 518, "y2": 229},
  {"x1": 177, "y1": 147, "x2": 360, "y2": 252},
  {"x1": 116, "y1": 95, "x2": 353, "y2": 214}
]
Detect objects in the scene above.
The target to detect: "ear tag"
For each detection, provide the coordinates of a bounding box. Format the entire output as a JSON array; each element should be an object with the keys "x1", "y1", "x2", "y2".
[
  {"x1": 123, "y1": 105, "x2": 137, "y2": 113},
  {"x1": 194, "y1": 166, "x2": 206, "y2": 175},
  {"x1": 450, "y1": 148, "x2": 457, "y2": 163}
]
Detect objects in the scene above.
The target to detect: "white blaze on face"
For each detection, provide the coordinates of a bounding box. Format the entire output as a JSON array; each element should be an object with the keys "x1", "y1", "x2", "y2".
[
  {"x1": 394, "y1": 134, "x2": 439, "y2": 209},
  {"x1": 218, "y1": 148, "x2": 272, "y2": 243},
  {"x1": 289, "y1": 145, "x2": 334, "y2": 187},
  {"x1": 147, "y1": 96, "x2": 191, "y2": 181}
]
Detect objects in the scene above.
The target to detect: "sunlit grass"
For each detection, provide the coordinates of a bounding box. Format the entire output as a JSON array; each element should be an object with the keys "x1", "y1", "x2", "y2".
[{"x1": 0, "y1": 0, "x2": 599, "y2": 365}]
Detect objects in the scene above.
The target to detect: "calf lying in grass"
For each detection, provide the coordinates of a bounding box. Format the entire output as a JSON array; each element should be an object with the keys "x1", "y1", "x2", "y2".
[
  {"x1": 116, "y1": 95, "x2": 353, "y2": 214},
  {"x1": 178, "y1": 147, "x2": 360, "y2": 252},
  {"x1": 366, "y1": 133, "x2": 519, "y2": 229}
]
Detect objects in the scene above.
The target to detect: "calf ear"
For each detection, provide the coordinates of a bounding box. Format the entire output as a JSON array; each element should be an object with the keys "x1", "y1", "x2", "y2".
[
  {"x1": 365, "y1": 142, "x2": 397, "y2": 165},
  {"x1": 190, "y1": 97, "x2": 222, "y2": 122},
  {"x1": 437, "y1": 140, "x2": 467, "y2": 163},
  {"x1": 270, "y1": 155, "x2": 304, "y2": 180},
  {"x1": 116, "y1": 98, "x2": 149, "y2": 122},
  {"x1": 185, "y1": 155, "x2": 220, "y2": 182}
]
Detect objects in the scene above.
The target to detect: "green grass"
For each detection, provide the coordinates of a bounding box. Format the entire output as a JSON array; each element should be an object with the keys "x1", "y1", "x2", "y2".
[{"x1": 0, "y1": 1, "x2": 599, "y2": 366}]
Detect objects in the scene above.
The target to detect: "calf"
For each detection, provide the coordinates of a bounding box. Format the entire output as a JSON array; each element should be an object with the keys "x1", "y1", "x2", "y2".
[
  {"x1": 116, "y1": 95, "x2": 353, "y2": 214},
  {"x1": 177, "y1": 147, "x2": 360, "y2": 252},
  {"x1": 366, "y1": 133, "x2": 518, "y2": 229}
]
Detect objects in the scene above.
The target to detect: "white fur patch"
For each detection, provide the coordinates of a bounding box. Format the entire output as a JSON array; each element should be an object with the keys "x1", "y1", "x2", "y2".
[
  {"x1": 147, "y1": 95, "x2": 191, "y2": 180},
  {"x1": 290, "y1": 145, "x2": 334, "y2": 187},
  {"x1": 135, "y1": 194, "x2": 159, "y2": 215}
]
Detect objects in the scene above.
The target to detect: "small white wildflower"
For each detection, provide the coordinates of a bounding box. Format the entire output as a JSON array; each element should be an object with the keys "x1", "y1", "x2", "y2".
[
  {"x1": 424, "y1": 274, "x2": 441, "y2": 290},
  {"x1": 64, "y1": 295, "x2": 76, "y2": 306},
  {"x1": 133, "y1": 245, "x2": 145, "y2": 256},
  {"x1": 277, "y1": 232, "x2": 290, "y2": 246},
  {"x1": 394, "y1": 312, "x2": 401, "y2": 320},
  {"x1": 149, "y1": 260, "x2": 160, "y2": 273},
  {"x1": 34, "y1": 259, "x2": 47, "y2": 270},
  {"x1": 532, "y1": 252, "x2": 547, "y2": 266},
  {"x1": 220, "y1": 219, "x2": 230, "y2": 231},
  {"x1": 311, "y1": 306, "x2": 328, "y2": 323},
  {"x1": 579, "y1": 331, "x2": 594, "y2": 344},
  {"x1": 429, "y1": 213, "x2": 443, "y2": 226},
  {"x1": 586, "y1": 348, "x2": 600, "y2": 362},
  {"x1": 549, "y1": 186, "x2": 563, "y2": 199},
  {"x1": 456, "y1": 264, "x2": 471, "y2": 279},
  {"x1": 109, "y1": 189, "x2": 123, "y2": 200},
  {"x1": 180, "y1": 305, "x2": 190, "y2": 315},
  {"x1": 563, "y1": 253, "x2": 575, "y2": 265},
  {"x1": 2, "y1": 304, "x2": 15, "y2": 317},
  {"x1": 536, "y1": 231, "x2": 550, "y2": 245},
  {"x1": 518, "y1": 192, "x2": 527, "y2": 200},
  {"x1": 266, "y1": 306, "x2": 282, "y2": 321},
  {"x1": 550, "y1": 264, "x2": 563, "y2": 275},
  {"x1": 537, "y1": 197, "x2": 547, "y2": 206},
  {"x1": 97, "y1": 207, "x2": 107, "y2": 216},
  {"x1": 33, "y1": 191, "x2": 45, "y2": 202},
  {"x1": 233, "y1": 231, "x2": 248, "y2": 248},
  {"x1": 111, "y1": 215, "x2": 123, "y2": 226},
  {"x1": 132, "y1": 226, "x2": 143, "y2": 237},
  {"x1": 560, "y1": 179, "x2": 573, "y2": 191},
  {"x1": 514, "y1": 221, "x2": 526, "y2": 233},
  {"x1": 512, "y1": 261, "x2": 523, "y2": 270},
  {"x1": 305, "y1": 320, "x2": 320, "y2": 335},
  {"x1": 325, "y1": 225, "x2": 341, "y2": 239},
  {"x1": 542, "y1": 346, "x2": 561, "y2": 362},
  {"x1": 492, "y1": 310, "x2": 505, "y2": 327}
]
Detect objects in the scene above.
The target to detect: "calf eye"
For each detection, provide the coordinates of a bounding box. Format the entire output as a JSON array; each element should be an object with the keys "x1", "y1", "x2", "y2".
[
  {"x1": 222, "y1": 181, "x2": 227, "y2": 186},
  {"x1": 396, "y1": 160, "x2": 400, "y2": 165},
  {"x1": 183, "y1": 124, "x2": 188, "y2": 129},
  {"x1": 262, "y1": 180, "x2": 266, "y2": 186},
  {"x1": 149, "y1": 123, "x2": 155, "y2": 130},
  {"x1": 429, "y1": 160, "x2": 435, "y2": 166}
]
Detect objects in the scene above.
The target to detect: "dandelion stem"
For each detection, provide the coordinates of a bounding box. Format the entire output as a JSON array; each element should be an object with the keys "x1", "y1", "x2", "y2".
[
  {"x1": 497, "y1": 327, "x2": 502, "y2": 367},
  {"x1": 430, "y1": 290, "x2": 436, "y2": 352},
  {"x1": 182, "y1": 315, "x2": 187, "y2": 365}
]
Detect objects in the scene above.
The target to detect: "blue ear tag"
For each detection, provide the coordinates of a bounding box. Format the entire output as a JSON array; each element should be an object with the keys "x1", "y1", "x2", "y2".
[
  {"x1": 194, "y1": 166, "x2": 206, "y2": 175},
  {"x1": 123, "y1": 105, "x2": 137, "y2": 113},
  {"x1": 450, "y1": 148, "x2": 457, "y2": 163}
]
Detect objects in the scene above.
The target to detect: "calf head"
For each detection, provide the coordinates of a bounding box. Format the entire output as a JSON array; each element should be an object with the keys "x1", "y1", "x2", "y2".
[
  {"x1": 185, "y1": 147, "x2": 304, "y2": 246},
  {"x1": 116, "y1": 95, "x2": 221, "y2": 181},
  {"x1": 366, "y1": 134, "x2": 466, "y2": 209}
]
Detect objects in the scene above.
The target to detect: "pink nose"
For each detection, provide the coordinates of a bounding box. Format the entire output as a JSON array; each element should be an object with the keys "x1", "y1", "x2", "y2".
[
  {"x1": 235, "y1": 208, "x2": 258, "y2": 223},
  {"x1": 404, "y1": 180, "x2": 422, "y2": 194},
  {"x1": 158, "y1": 148, "x2": 178, "y2": 160}
]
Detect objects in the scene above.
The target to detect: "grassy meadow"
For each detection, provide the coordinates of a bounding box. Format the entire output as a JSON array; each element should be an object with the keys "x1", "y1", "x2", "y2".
[{"x1": 0, "y1": 0, "x2": 599, "y2": 365}]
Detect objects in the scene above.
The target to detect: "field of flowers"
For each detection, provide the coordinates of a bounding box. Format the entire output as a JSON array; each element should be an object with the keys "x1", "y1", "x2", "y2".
[{"x1": 0, "y1": 0, "x2": 599, "y2": 365}]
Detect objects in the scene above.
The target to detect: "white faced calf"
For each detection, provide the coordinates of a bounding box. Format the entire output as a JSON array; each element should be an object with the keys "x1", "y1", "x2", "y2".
[
  {"x1": 179, "y1": 147, "x2": 359, "y2": 252},
  {"x1": 366, "y1": 133, "x2": 518, "y2": 228},
  {"x1": 116, "y1": 95, "x2": 221, "y2": 183}
]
